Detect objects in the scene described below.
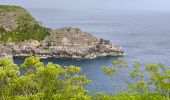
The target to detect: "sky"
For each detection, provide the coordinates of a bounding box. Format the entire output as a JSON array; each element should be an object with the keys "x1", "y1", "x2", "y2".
[{"x1": 1, "y1": 0, "x2": 170, "y2": 11}]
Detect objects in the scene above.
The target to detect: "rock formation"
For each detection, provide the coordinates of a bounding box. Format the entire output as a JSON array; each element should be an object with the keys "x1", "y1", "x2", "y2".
[{"x1": 0, "y1": 5, "x2": 124, "y2": 59}]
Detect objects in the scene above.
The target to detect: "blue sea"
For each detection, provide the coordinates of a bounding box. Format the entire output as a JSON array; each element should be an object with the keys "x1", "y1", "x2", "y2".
[{"x1": 14, "y1": 9, "x2": 170, "y2": 94}]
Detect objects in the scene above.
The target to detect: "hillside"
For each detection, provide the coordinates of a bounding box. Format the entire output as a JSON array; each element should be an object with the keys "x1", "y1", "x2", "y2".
[{"x1": 0, "y1": 5, "x2": 50, "y2": 42}]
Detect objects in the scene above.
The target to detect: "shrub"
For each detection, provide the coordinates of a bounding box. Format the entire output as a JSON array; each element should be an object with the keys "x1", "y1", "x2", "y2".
[
  {"x1": 100, "y1": 59, "x2": 170, "y2": 100},
  {"x1": 0, "y1": 56, "x2": 91, "y2": 99}
]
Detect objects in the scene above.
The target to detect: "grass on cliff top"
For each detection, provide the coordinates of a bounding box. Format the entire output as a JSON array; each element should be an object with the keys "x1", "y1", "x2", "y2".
[{"x1": 0, "y1": 5, "x2": 26, "y2": 12}]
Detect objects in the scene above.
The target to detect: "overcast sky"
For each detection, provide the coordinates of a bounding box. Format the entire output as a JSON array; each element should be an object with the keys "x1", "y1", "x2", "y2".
[{"x1": 1, "y1": 0, "x2": 170, "y2": 11}]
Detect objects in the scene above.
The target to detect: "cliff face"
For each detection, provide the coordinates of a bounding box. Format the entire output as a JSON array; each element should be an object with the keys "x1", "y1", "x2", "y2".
[{"x1": 0, "y1": 5, "x2": 124, "y2": 59}]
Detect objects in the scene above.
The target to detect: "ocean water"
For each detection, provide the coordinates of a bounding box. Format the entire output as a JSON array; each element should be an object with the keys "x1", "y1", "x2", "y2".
[{"x1": 14, "y1": 9, "x2": 170, "y2": 94}]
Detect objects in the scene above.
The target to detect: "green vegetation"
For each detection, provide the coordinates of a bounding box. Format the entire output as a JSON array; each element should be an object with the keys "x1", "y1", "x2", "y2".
[
  {"x1": 0, "y1": 57, "x2": 91, "y2": 99},
  {"x1": 0, "y1": 5, "x2": 26, "y2": 12},
  {"x1": 99, "y1": 58, "x2": 170, "y2": 100},
  {"x1": 0, "y1": 5, "x2": 51, "y2": 42},
  {"x1": 0, "y1": 23, "x2": 51, "y2": 42},
  {"x1": 0, "y1": 57, "x2": 169, "y2": 100}
]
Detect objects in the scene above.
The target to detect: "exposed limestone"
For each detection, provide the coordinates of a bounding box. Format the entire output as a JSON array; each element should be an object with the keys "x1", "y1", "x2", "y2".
[{"x1": 0, "y1": 27, "x2": 124, "y2": 59}]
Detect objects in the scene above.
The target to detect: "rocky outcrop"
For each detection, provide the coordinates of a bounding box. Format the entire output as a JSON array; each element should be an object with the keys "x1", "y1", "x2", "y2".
[
  {"x1": 1, "y1": 28, "x2": 124, "y2": 59},
  {"x1": 0, "y1": 5, "x2": 124, "y2": 59}
]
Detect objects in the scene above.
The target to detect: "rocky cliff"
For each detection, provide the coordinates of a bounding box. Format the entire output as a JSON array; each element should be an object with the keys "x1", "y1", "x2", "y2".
[{"x1": 0, "y1": 5, "x2": 124, "y2": 59}]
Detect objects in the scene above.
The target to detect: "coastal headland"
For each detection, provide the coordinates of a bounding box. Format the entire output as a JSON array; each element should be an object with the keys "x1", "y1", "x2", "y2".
[{"x1": 0, "y1": 5, "x2": 124, "y2": 59}]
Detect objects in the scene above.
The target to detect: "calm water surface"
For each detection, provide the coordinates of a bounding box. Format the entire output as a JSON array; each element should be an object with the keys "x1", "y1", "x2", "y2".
[{"x1": 14, "y1": 9, "x2": 170, "y2": 94}]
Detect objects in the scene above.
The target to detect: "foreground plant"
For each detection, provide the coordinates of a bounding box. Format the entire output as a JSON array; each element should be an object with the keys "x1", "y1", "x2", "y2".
[
  {"x1": 98, "y1": 58, "x2": 170, "y2": 100},
  {"x1": 0, "y1": 56, "x2": 91, "y2": 100},
  {"x1": 0, "y1": 57, "x2": 169, "y2": 100}
]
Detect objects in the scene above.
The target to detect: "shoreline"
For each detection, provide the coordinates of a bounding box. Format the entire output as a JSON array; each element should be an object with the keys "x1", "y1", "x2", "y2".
[
  {"x1": 5, "y1": 53, "x2": 124, "y2": 62},
  {"x1": 13, "y1": 53, "x2": 124, "y2": 60}
]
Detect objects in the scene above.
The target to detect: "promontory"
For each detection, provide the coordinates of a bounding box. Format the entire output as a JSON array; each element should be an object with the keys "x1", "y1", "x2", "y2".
[{"x1": 0, "y1": 5, "x2": 124, "y2": 59}]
